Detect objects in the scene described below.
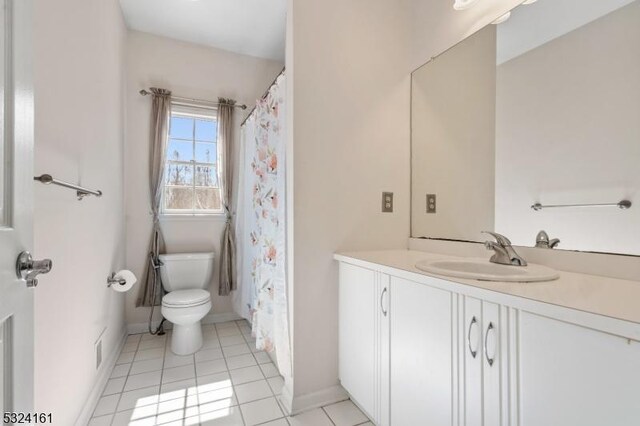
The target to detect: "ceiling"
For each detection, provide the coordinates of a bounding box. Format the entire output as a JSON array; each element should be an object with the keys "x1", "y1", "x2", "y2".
[{"x1": 119, "y1": 0, "x2": 286, "y2": 62}]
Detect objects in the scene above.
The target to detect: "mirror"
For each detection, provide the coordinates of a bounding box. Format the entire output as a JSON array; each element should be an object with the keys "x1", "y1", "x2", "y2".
[{"x1": 411, "y1": 0, "x2": 640, "y2": 256}]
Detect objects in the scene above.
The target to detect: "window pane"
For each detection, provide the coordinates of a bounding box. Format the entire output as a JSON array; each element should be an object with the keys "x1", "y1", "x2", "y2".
[
  {"x1": 195, "y1": 142, "x2": 216, "y2": 164},
  {"x1": 170, "y1": 116, "x2": 193, "y2": 139},
  {"x1": 195, "y1": 187, "x2": 221, "y2": 210},
  {"x1": 195, "y1": 119, "x2": 216, "y2": 142},
  {"x1": 165, "y1": 187, "x2": 194, "y2": 210},
  {"x1": 167, "y1": 139, "x2": 193, "y2": 162},
  {"x1": 195, "y1": 163, "x2": 218, "y2": 187},
  {"x1": 166, "y1": 162, "x2": 193, "y2": 185}
]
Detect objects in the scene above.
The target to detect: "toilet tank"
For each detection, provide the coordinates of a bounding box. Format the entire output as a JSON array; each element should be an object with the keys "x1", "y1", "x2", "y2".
[{"x1": 158, "y1": 252, "x2": 214, "y2": 292}]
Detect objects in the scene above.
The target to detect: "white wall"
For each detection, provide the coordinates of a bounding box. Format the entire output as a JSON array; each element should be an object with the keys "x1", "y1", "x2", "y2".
[
  {"x1": 412, "y1": 26, "x2": 496, "y2": 240},
  {"x1": 495, "y1": 1, "x2": 640, "y2": 254},
  {"x1": 125, "y1": 32, "x2": 283, "y2": 326},
  {"x1": 496, "y1": 0, "x2": 635, "y2": 64},
  {"x1": 284, "y1": 0, "x2": 528, "y2": 407},
  {"x1": 409, "y1": 0, "x2": 523, "y2": 70},
  {"x1": 33, "y1": 0, "x2": 127, "y2": 424},
  {"x1": 286, "y1": 0, "x2": 411, "y2": 405}
]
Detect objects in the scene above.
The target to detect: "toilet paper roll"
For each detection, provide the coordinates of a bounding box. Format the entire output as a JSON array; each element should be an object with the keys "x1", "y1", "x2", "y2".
[{"x1": 110, "y1": 269, "x2": 137, "y2": 293}]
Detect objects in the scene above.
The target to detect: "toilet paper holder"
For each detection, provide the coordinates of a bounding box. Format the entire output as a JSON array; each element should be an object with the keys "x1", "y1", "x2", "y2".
[{"x1": 107, "y1": 272, "x2": 127, "y2": 287}]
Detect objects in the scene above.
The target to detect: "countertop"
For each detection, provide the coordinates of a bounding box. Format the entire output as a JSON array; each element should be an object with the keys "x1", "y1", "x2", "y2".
[{"x1": 334, "y1": 250, "x2": 640, "y2": 326}]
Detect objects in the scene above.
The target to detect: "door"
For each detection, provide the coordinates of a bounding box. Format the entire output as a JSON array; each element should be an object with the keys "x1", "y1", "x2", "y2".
[
  {"x1": 463, "y1": 297, "x2": 482, "y2": 426},
  {"x1": 390, "y1": 277, "x2": 453, "y2": 426},
  {"x1": 0, "y1": 0, "x2": 35, "y2": 414},
  {"x1": 338, "y1": 263, "x2": 389, "y2": 425},
  {"x1": 338, "y1": 263, "x2": 377, "y2": 420},
  {"x1": 463, "y1": 297, "x2": 503, "y2": 426},
  {"x1": 481, "y1": 301, "x2": 501, "y2": 426},
  {"x1": 518, "y1": 312, "x2": 640, "y2": 426}
]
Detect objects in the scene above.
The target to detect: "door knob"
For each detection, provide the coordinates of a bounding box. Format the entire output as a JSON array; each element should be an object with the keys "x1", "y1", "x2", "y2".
[{"x1": 16, "y1": 251, "x2": 53, "y2": 287}]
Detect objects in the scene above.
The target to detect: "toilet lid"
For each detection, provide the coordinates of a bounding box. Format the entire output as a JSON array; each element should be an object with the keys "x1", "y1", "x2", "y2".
[{"x1": 162, "y1": 289, "x2": 210, "y2": 307}]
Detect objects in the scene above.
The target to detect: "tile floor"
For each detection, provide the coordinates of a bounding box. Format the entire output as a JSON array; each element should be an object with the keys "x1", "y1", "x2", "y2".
[{"x1": 89, "y1": 320, "x2": 373, "y2": 426}]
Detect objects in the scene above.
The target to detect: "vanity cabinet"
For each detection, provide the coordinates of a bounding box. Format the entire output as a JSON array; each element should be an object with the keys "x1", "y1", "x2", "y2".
[
  {"x1": 517, "y1": 311, "x2": 640, "y2": 426},
  {"x1": 338, "y1": 263, "x2": 389, "y2": 426},
  {"x1": 390, "y1": 276, "x2": 454, "y2": 426},
  {"x1": 461, "y1": 297, "x2": 504, "y2": 426},
  {"x1": 337, "y1": 258, "x2": 640, "y2": 426}
]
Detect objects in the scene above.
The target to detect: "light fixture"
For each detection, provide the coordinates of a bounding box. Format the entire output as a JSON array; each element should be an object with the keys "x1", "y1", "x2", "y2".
[
  {"x1": 453, "y1": 0, "x2": 480, "y2": 11},
  {"x1": 492, "y1": 11, "x2": 511, "y2": 24}
]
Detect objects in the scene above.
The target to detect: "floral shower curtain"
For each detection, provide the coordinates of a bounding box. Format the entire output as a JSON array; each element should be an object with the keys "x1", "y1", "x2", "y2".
[{"x1": 236, "y1": 73, "x2": 291, "y2": 381}]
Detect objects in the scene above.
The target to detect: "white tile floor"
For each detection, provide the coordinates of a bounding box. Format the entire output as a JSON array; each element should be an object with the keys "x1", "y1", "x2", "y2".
[{"x1": 89, "y1": 320, "x2": 373, "y2": 426}]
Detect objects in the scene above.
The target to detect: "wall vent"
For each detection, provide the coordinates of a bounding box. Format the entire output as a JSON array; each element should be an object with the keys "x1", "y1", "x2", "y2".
[
  {"x1": 95, "y1": 339, "x2": 102, "y2": 369},
  {"x1": 94, "y1": 327, "x2": 106, "y2": 370}
]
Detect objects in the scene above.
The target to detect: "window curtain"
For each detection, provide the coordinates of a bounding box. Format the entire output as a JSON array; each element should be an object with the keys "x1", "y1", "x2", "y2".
[
  {"x1": 239, "y1": 73, "x2": 292, "y2": 381},
  {"x1": 137, "y1": 88, "x2": 171, "y2": 307},
  {"x1": 218, "y1": 98, "x2": 237, "y2": 296}
]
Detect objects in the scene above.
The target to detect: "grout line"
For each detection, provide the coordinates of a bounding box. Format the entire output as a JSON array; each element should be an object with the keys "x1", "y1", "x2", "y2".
[
  {"x1": 94, "y1": 321, "x2": 272, "y2": 424},
  {"x1": 321, "y1": 406, "x2": 338, "y2": 426},
  {"x1": 189, "y1": 345, "x2": 200, "y2": 424},
  {"x1": 153, "y1": 331, "x2": 168, "y2": 424},
  {"x1": 108, "y1": 338, "x2": 137, "y2": 425}
]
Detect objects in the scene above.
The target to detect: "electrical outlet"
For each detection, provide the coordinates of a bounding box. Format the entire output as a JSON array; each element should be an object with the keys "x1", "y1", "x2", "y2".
[
  {"x1": 426, "y1": 194, "x2": 436, "y2": 213},
  {"x1": 382, "y1": 192, "x2": 393, "y2": 213}
]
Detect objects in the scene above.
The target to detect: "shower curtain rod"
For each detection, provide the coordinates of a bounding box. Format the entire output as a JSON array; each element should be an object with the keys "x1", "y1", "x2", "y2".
[
  {"x1": 241, "y1": 67, "x2": 286, "y2": 127},
  {"x1": 138, "y1": 89, "x2": 247, "y2": 110}
]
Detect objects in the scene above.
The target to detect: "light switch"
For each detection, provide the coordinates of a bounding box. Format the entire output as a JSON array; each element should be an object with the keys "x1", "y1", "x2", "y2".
[
  {"x1": 426, "y1": 194, "x2": 436, "y2": 213},
  {"x1": 382, "y1": 192, "x2": 393, "y2": 213}
]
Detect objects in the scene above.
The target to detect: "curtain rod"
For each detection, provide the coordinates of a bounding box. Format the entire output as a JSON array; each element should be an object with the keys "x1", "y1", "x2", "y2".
[
  {"x1": 138, "y1": 89, "x2": 247, "y2": 110},
  {"x1": 241, "y1": 67, "x2": 286, "y2": 127}
]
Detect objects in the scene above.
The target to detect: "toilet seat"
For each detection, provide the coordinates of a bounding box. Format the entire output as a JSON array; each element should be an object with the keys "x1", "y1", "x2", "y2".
[{"x1": 162, "y1": 289, "x2": 210, "y2": 308}]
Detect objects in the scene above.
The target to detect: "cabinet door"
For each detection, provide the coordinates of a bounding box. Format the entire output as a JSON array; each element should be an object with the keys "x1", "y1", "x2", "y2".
[
  {"x1": 462, "y1": 298, "x2": 504, "y2": 426},
  {"x1": 390, "y1": 277, "x2": 453, "y2": 426},
  {"x1": 338, "y1": 263, "x2": 389, "y2": 425},
  {"x1": 463, "y1": 297, "x2": 483, "y2": 426},
  {"x1": 518, "y1": 312, "x2": 640, "y2": 426},
  {"x1": 481, "y1": 301, "x2": 501, "y2": 426}
]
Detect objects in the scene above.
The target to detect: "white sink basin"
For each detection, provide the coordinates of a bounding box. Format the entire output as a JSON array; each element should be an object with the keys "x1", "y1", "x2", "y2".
[{"x1": 415, "y1": 258, "x2": 559, "y2": 283}]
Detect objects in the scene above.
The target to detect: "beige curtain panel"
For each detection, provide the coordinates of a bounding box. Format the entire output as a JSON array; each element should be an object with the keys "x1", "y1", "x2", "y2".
[
  {"x1": 137, "y1": 87, "x2": 171, "y2": 307},
  {"x1": 218, "y1": 98, "x2": 237, "y2": 296}
]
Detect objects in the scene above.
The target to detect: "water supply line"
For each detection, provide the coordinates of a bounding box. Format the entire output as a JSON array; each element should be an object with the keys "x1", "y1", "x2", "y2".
[{"x1": 147, "y1": 253, "x2": 166, "y2": 336}]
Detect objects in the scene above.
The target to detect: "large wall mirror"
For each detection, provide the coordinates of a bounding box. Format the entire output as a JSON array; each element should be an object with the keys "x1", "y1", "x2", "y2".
[{"x1": 411, "y1": 0, "x2": 640, "y2": 256}]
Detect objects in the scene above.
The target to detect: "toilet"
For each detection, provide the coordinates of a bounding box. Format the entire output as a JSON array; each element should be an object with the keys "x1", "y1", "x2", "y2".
[{"x1": 159, "y1": 252, "x2": 214, "y2": 355}]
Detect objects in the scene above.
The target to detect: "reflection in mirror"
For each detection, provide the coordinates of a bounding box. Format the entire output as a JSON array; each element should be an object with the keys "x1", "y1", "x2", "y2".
[
  {"x1": 411, "y1": 0, "x2": 640, "y2": 256},
  {"x1": 0, "y1": 0, "x2": 6, "y2": 226}
]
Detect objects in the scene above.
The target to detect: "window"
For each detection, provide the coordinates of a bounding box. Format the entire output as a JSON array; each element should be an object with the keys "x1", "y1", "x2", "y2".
[{"x1": 162, "y1": 104, "x2": 222, "y2": 215}]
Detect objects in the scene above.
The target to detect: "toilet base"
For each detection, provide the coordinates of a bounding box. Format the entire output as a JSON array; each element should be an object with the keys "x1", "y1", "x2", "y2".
[{"x1": 170, "y1": 322, "x2": 203, "y2": 355}]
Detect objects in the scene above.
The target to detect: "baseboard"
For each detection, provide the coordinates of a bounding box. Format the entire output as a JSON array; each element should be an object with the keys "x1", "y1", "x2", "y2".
[
  {"x1": 126, "y1": 311, "x2": 242, "y2": 335},
  {"x1": 74, "y1": 327, "x2": 128, "y2": 426},
  {"x1": 289, "y1": 385, "x2": 349, "y2": 416},
  {"x1": 278, "y1": 380, "x2": 294, "y2": 415}
]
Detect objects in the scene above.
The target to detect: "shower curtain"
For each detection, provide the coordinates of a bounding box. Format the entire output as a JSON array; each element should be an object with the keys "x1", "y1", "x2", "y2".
[{"x1": 235, "y1": 73, "x2": 291, "y2": 381}]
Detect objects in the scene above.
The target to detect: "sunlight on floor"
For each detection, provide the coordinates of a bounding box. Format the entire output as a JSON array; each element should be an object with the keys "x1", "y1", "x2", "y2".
[
  {"x1": 125, "y1": 377, "x2": 235, "y2": 425},
  {"x1": 89, "y1": 320, "x2": 371, "y2": 425}
]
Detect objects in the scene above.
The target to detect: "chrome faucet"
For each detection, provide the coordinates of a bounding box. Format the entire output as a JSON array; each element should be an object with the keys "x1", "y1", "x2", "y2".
[
  {"x1": 482, "y1": 231, "x2": 527, "y2": 266},
  {"x1": 535, "y1": 230, "x2": 560, "y2": 249}
]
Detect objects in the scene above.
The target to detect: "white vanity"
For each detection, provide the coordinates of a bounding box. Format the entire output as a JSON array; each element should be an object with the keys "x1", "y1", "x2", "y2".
[{"x1": 335, "y1": 250, "x2": 640, "y2": 426}]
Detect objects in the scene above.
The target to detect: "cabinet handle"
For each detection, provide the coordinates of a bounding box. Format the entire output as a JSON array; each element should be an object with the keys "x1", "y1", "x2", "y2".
[
  {"x1": 467, "y1": 316, "x2": 478, "y2": 358},
  {"x1": 484, "y1": 322, "x2": 495, "y2": 367},
  {"x1": 380, "y1": 287, "x2": 388, "y2": 316}
]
